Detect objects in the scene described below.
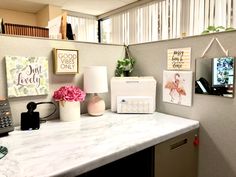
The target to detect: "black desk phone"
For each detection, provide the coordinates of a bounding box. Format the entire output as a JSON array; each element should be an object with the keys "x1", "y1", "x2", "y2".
[{"x1": 0, "y1": 99, "x2": 14, "y2": 137}]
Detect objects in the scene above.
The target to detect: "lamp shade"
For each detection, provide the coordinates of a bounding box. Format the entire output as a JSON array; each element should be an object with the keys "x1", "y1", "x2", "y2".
[{"x1": 84, "y1": 66, "x2": 108, "y2": 93}]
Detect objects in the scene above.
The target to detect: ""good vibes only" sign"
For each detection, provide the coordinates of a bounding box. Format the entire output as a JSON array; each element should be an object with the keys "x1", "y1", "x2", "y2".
[{"x1": 54, "y1": 49, "x2": 79, "y2": 74}]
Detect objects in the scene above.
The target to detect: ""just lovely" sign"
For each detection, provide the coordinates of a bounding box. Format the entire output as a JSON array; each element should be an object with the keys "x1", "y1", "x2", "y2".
[{"x1": 5, "y1": 56, "x2": 49, "y2": 97}]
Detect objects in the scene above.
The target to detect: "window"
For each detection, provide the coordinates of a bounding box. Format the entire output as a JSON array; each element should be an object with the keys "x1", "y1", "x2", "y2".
[
  {"x1": 101, "y1": 0, "x2": 182, "y2": 44},
  {"x1": 101, "y1": 0, "x2": 236, "y2": 45},
  {"x1": 67, "y1": 15, "x2": 98, "y2": 42},
  {"x1": 187, "y1": 0, "x2": 234, "y2": 36},
  {"x1": 101, "y1": 18, "x2": 112, "y2": 43}
]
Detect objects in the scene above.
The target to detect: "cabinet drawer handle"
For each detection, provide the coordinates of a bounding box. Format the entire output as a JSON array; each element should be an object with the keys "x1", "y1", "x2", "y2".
[{"x1": 170, "y1": 139, "x2": 187, "y2": 150}]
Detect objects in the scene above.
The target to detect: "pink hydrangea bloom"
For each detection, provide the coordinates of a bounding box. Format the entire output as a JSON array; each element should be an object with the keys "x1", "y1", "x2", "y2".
[{"x1": 53, "y1": 86, "x2": 86, "y2": 102}]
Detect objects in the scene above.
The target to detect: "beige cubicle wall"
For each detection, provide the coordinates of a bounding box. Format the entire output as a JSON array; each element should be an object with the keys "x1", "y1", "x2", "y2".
[
  {"x1": 129, "y1": 30, "x2": 236, "y2": 177},
  {"x1": 1, "y1": 29, "x2": 236, "y2": 177},
  {"x1": 0, "y1": 35, "x2": 124, "y2": 125}
]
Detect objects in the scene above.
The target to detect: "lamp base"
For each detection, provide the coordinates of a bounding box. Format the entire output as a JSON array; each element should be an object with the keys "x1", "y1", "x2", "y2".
[{"x1": 87, "y1": 95, "x2": 105, "y2": 116}]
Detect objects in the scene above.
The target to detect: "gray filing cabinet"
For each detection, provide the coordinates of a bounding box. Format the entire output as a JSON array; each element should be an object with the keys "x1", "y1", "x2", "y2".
[{"x1": 154, "y1": 129, "x2": 199, "y2": 177}]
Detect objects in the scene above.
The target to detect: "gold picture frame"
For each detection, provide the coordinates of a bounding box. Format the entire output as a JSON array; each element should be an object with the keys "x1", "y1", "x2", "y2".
[{"x1": 53, "y1": 48, "x2": 79, "y2": 74}]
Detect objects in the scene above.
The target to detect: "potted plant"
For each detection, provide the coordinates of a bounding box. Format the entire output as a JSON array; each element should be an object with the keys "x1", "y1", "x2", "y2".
[
  {"x1": 115, "y1": 45, "x2": 135, "y2": 77},
  {"x1": 202, "y1": 26, "x2": 235, "y2": 34}
]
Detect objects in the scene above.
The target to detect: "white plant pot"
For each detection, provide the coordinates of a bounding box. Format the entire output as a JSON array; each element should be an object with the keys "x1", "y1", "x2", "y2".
[{"x1": 59, "y1": 101, "x2": 80, "y2": 121}]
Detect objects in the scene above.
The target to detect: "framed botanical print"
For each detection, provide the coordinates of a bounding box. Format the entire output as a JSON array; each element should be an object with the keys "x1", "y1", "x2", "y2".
[
  {"x1": 53, "y1": 48, "x2": 79, "y2": 74},
  {"x1": 5, "y1": 56, "x2": 49, "y2": 98}
]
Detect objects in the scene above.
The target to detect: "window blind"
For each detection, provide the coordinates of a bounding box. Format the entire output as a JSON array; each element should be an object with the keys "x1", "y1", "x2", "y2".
[
  {"x1": 104, "y1": 0, "x2": 236, "y2": 44},
  {"x1": 67, "y1": 16, "x2": 98, "y2": 42}
]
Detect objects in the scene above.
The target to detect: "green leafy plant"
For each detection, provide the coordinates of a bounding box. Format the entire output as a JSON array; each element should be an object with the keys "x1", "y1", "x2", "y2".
[
  {"x1": 202, "y1": 26, "x2": 235, "y2": 34},
  {"x1": 115, "y1": 57, "x2": 135, "y2": 77},
  {"x1": 115, "y1": 46, "x2": 135, "y2": 77}
]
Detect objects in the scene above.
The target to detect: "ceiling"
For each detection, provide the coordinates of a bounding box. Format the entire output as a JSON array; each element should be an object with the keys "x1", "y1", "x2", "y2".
[{"x1": 0, "y1": 0, "x2": 139, "y2": 16}]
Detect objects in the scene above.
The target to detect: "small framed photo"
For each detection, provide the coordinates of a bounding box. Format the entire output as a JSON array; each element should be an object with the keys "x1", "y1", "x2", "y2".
[{"x1": 53, "y1": 48, "x2": 79, "y2": 74}]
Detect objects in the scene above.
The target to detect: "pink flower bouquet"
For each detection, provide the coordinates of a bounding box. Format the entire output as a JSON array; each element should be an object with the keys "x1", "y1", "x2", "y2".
[{"x1": 53, "y1": 86, "x2": 86, "y2": 102}]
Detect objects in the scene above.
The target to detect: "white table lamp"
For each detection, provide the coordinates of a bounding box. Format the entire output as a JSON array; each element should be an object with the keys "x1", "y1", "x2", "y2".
[{"x1": 84, "y1": 66, "x2": 108, "y2": 116}]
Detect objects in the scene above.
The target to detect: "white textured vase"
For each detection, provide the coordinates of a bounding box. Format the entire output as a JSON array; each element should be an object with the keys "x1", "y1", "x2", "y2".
[{"x1": 59, "y1": 101, "x2": 80, "y2": 121}]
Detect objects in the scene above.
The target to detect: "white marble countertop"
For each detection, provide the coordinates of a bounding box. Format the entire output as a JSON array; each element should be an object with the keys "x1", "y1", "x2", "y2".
[{"x1": 0, "y1": 111, "x2": 199, "y2": 177}]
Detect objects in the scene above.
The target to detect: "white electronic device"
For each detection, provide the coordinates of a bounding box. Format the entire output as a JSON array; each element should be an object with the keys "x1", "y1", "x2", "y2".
[
  {"x1": 111, "y1": 77, "x2": 156, "y2": 113},
  {"x1": 117, "y1": 96, "x2": 153, "y2": 113}
]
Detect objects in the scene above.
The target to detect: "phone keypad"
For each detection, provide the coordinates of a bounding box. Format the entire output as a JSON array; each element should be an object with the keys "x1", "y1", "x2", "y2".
[
  {"x1": 0, "y1": 99, "x2": 14, "y2": 135},
  {"x1": 0, "y1": 114, "x2": 12, "y2": 128}
]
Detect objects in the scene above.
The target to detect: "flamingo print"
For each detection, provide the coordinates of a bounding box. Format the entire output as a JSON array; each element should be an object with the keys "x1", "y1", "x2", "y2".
[{"x1": 165, "y1": 73, "x2": 186, "y2": 104}]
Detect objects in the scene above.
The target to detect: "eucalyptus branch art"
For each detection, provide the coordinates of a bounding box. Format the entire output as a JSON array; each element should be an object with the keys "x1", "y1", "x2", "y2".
[
  {"x1": 115, "y1": 45, "x2": 135, "y2": 77},
  {"x1": 5, "y1": 56, "x2": 49, "y2": 97}
]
